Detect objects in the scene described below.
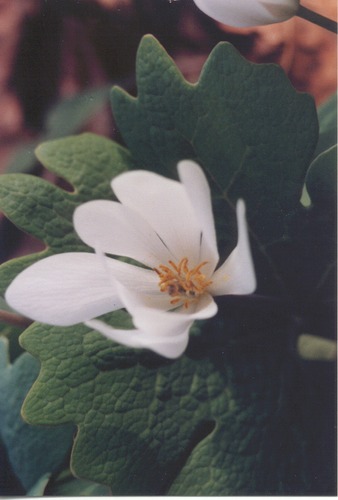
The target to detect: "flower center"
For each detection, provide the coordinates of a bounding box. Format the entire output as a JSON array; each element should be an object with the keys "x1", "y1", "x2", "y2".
[{"x1": 154, "y1": 257, "x2": 212, "y2": 309}]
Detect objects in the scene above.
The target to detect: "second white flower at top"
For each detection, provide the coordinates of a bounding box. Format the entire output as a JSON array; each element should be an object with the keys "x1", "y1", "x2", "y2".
[
  {"x1": 5, "y1": 160, "x2": 256, "y2": 359},
  {"x1": 192, "y1": 0, "x2": 300, "y2": 27}
]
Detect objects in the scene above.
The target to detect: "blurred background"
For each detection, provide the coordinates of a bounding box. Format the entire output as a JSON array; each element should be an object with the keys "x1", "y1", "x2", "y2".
[{"x1": 0, "y1": 0, "x2": 336, "y2": 260}]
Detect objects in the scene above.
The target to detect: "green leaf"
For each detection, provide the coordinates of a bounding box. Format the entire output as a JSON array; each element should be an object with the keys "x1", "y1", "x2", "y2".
[
  {"x1": 297, "y1": 334, "x2": 336, "y2": 361},
  {"x1": 306, "y1": 144, "x2": 337, "y2": 207},
  {"x1": 278, "y1": 144, "x2": 337, "y2": 302},
  {"x1": 111, "y1": 35, "x2": 318, "y2": 249},
  {"x1": 20, "y1": 306, "x2": 333, "y2": 495},
  {"x1": 46, "y1": 469, "x2": 111, "y2": 496},
  {"x1": 111, "y1": 36, "x2": 319, "y2": 297},
  {"x1": 26, "y1": 473, "x2": 51, "y2": 496},
  {"x1": 0, "y1": 133, "x2": 134, "y2": 294},
  {"x1": 269, "y1": 141, "x2": 336, "y2": 304},
  {"x1": 0, "y1": 337, "x2": 74, "y2": 491},
  {"x1": 314, "y1": 93, "x2": 337, "y2": 158}
]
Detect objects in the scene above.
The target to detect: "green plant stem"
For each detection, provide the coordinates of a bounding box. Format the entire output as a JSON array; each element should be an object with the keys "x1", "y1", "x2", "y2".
[
  {"x1": 0, "y1": 309, "x2": 32, "y2": 328},
  {"x1": 297, "y1": 5, "x2": 337, "y2": 34}
]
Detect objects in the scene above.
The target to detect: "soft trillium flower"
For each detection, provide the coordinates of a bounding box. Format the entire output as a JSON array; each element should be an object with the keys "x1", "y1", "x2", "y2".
[
  {"x1": 192, "y1": 0, "x2": 300, "y2": 27},
  {"x1": 5, "y1": 160, "x2": 256, "y2": 359}
]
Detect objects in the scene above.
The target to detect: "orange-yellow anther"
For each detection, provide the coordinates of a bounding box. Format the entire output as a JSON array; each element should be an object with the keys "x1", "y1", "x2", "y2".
[{"x1": 154, "y1": 257, "x2": 212, "y2": 308}]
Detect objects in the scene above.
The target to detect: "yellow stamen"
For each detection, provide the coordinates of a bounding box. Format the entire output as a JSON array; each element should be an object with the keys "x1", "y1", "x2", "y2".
[{"x1": 154, "y1": 257, "x2": 212, "y2": 309}]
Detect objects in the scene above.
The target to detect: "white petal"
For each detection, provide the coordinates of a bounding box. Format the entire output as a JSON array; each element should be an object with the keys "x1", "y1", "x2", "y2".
[
  {"x1": 131, "y1": 292, "x2": 218, "y2": 336},
  {"x1": 106, "y1": 258, "x2": 172, "y2": 311},
  {"x1": 209, "y1": 200, "x2": 256, "y2": 295},
  {"x1": 85, "y1": 320, "x2": 189, "y2": 359},
  {"x1": 112, "y1": 265, "x2": 220, "y2": 318},
  {"x1": 178, "y1": 160, "x2": 219, "y2": 275},
  {"x1": 111, "y1": 170, "x2": 202, "y2": 266},
  {"x1": 85, "y1": 293, "x2": 217, "y2": 359},
  {"x1": 106, "y1": 258, "x2": 159, "y2": 293},
  {"x1": 193, "y1": 0, "x2": 299, "y2": 27},
  {"x1": 5, "y1": 253, "x2": 122, "y2": 326},
  {"x1": 74, "y1": 200, "x2": 174, "y2": 268},
  {"x1": 85, "y1": 321, "x2": 149, "y2": 349},
  {"x1": 116, "y1": 280, "x2": 217, "y2": 340}
]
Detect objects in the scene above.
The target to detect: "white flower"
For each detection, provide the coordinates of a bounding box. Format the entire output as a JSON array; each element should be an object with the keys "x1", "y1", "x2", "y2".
[
  {"x1": 193, "y1": 0, "x2": 300, "y2": 27},
  {"x1": 5, "y1": 160, "x2": 256, "y2": 359}
]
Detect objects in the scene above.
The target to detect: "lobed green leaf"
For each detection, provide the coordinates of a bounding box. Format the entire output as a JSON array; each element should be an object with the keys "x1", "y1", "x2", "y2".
[
  {"x1": 0, "y1": 133, "x2": 134, "y2": 293},
  {"x1": 21, "y1": 309, "x2": 314, "y2": 495},
  {"x1": 112, "y1": 35, "x2": 318, "y2": 249}
]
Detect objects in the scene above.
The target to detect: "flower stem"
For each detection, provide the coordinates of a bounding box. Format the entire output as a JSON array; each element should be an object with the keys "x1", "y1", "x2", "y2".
[
  {"x1": 0, "y1": 309, "x2": 32, "y2": 328},
  {"x1": 297, "y1": 5, "x2": 337, "y2": 34}
]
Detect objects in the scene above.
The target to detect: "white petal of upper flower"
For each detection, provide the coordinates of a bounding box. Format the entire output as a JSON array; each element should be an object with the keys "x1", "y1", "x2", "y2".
[
  {"x1": 209, "y1": 200, "x2": 256, "y2": 295},
  {"x1": 193, "y1": 0, "x2": 299, "y2": 27},
  {"x1": 74, "y1": 200, "x2": 174, "y2": 268},
  {"x1": 5, "y1": 253, "x2": 123, "y2": 326},
  {"x1": 111, "y1": 170, "x2": 202, "y2": 267},
  {"x1": 178, "y1": 160, "x2": 219, "y2": 276},
  {"x1": 85, "y1": 293, "x2": 218, "y2": 359}
]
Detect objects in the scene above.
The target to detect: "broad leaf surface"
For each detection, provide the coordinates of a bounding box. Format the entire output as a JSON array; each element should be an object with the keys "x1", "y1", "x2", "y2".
[
  {"x1": 20, "y1": 310, "x2": 316, "y2": 495},
  {"x1": 111, "y1": 36, "x2": 318, "y2": 266}
]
